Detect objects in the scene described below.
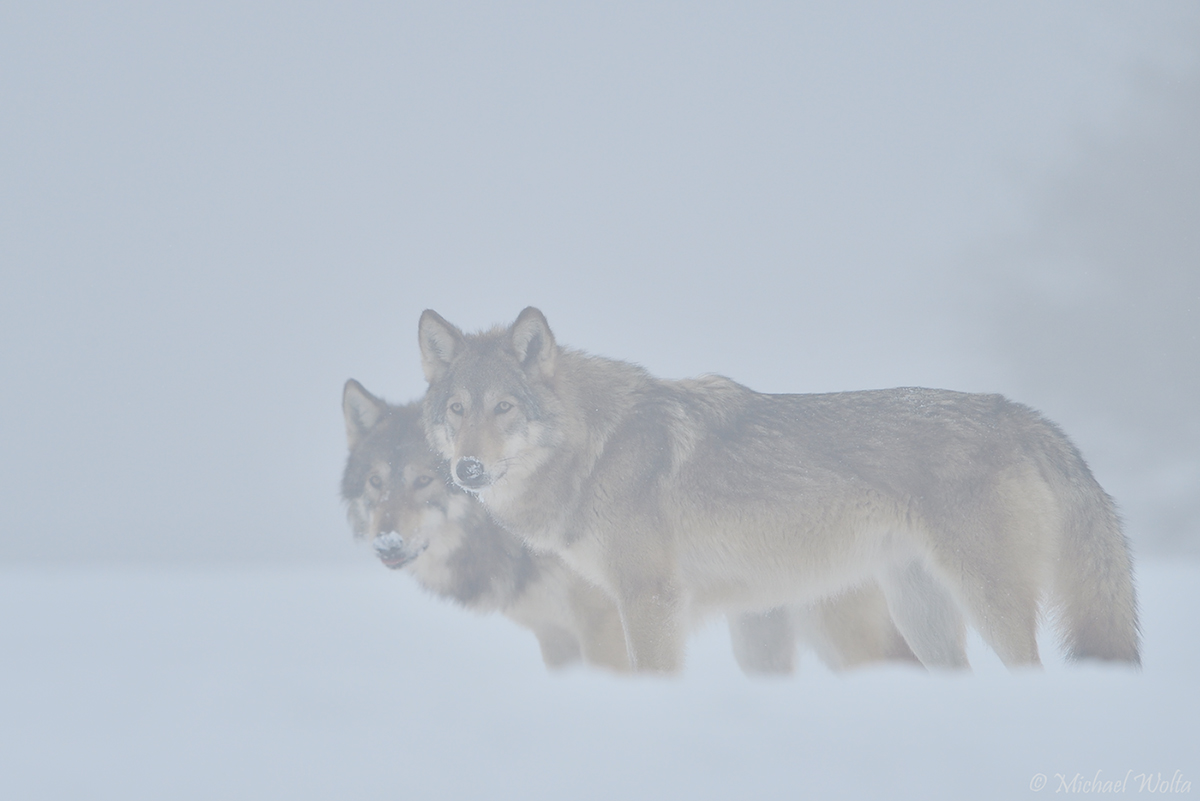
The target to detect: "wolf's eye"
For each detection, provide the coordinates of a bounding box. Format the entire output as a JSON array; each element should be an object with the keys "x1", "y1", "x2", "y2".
[
  {"x1": 368, "y1": 475, "x2": 383, "y2": 489},
  {"x1": 494, "y1": 401, "x2": 513, "y2": 414},
  {"x1": 413, "y1": 475, "x2": 433, "y2": 489},
  {"x1": 449, "y1": 402, "x2": 464, "y2": 416}
]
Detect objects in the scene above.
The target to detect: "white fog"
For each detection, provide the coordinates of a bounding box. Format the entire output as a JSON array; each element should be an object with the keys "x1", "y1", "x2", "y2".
[{"x1": 1, "y1": 3, "x2": 1197, "y2": 798}]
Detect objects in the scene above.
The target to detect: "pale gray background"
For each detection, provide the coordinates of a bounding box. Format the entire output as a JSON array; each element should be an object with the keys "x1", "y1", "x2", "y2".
[
  {"x1": 3, "y1": 1, "x2": 1197, "y2": 565},
  {"x1": 3, "y1": 6, "x2": 1198, "y2": 800}
]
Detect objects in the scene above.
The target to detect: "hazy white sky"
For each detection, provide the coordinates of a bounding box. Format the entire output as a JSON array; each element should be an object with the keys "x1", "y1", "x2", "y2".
[{"x1": 2, "y1": 2, "x2": 1196, "y2": 563}]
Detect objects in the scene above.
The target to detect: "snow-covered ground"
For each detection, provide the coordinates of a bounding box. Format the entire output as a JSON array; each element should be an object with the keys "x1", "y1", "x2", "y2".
[{"x1": 2, "y1": 558, "x2": 1195, "y2": 800}]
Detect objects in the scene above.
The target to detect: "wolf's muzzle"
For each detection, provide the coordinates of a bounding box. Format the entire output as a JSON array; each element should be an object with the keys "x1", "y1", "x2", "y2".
[
  {"x1": 373, "y1": 532, "x2": 426, "y2": 570},
  {"x1": 454, "y1": 457, "x2": 490, "y2": 489}
]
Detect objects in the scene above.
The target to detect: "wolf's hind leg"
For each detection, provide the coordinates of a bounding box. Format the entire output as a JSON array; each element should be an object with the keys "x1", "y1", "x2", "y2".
[
  {"x1": 878, "y1": 560, "x2": 970, "y2": 669},
  {"x1": 728, "y1": 608, "x2": 796, "y2": 675},
  {"x1": 800, "y1": 583, "x2": 922, "y2": 670},
  {"x1": 941, "y1": 562, "x2": 1043, "y2": 669}
]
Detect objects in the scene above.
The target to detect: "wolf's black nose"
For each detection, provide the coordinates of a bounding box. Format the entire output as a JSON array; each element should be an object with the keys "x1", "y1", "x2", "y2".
[{"x1": 455, "y1": 457, "x2": 488, "y2": 488}]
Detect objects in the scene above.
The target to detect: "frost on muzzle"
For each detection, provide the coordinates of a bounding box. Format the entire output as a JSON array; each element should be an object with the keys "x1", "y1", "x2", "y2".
[{"x1": 372, "y1": 532, "x2": 428, "y2": 570}]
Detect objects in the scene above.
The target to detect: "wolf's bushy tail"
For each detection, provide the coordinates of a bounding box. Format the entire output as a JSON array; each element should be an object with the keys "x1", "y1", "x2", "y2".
[{"x1": 1038, "y1": 423, "x2": 1141, "y2": 665}]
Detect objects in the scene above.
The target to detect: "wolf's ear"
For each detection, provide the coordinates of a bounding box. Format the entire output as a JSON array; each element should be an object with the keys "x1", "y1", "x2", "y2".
[
  {"x1": 343, "y1": 379, "x2": 387, "y2": 448},
  {"x1": 419, "y1": 310, "x2": 465, "y2": 384},
  {"x1": 510, "y1": 307, "x2": 557, "y2": 380}
]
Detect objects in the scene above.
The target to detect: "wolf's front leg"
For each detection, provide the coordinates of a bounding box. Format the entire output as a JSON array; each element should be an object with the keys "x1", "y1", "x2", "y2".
[
  {"x1": 568, "y1": 584, "x2": 632, "y2": 672},
  {"x1": 532, "y1": 625, "x2": 583, "y2": 669},
  {"x1": 615, "y1": 578, "x2": 685, "y2": 674},
  {"x1": 728, "y1": 608, "x2": 797, "y2": 675}
]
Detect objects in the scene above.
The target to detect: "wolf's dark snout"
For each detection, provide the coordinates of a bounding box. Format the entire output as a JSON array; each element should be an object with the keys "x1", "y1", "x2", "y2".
[
  {"x1": 373, "y1": 532, "x2": 410, "y2": 570},
  {"x1": 455, "y1": 457, "x2": 488, "y2": 488}
]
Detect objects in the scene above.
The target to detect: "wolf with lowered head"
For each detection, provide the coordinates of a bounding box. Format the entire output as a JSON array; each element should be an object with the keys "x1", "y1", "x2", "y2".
[
  {"x1": 417, "y1": 308, "x2": 1141, "y2": 673},
  {"x1": 342, "y1": 379, "x2": 630, "y2": 671}
]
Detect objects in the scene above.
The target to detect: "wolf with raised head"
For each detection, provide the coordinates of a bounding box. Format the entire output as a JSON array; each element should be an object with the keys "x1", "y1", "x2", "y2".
[
  {"x1": 342, "y1": 379, "x2": 630, "y2": 671},
  {"x1": 417, "y1": 308, "x2": 1141, "y2": 673}
]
